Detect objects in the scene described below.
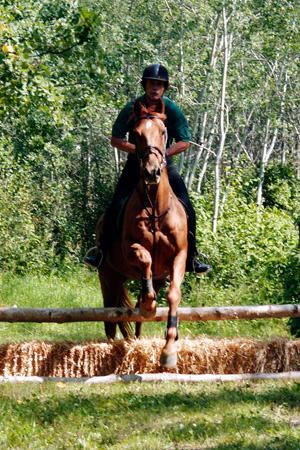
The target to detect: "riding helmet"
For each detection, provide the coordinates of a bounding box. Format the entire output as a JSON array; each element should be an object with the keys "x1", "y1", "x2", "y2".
[{"x1": 141, "y1": 64, "x2": 169, "y2": 89}]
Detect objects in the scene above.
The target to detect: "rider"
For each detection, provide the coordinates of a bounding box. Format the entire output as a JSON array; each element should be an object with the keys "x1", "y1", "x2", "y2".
[{"x1": 85, "y1": 63, "x2": 210, "y2": 274}]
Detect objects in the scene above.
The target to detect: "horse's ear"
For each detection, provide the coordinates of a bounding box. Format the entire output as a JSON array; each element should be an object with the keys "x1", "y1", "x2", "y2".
[{"x1": 134, "y1": 101, "x2": 148, "y2": 118}]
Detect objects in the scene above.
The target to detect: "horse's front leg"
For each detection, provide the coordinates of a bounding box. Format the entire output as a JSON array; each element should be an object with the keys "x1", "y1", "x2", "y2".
[
  {"x1": 130, "y1": 244, "x2": 157, "y2": 318},
  {"x1": 135, "y1": 278, "x2": 166, "y2": 338},
  {"x1": 160, "y1": 249, "x2": 187, "y2": 369}
]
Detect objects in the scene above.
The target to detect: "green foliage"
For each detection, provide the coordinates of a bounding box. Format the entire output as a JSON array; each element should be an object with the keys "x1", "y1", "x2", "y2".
[
  {"x1": 0, "y1": 0, "x2": 118, "y2": 271},
  {"x1": 0, "y1": 0, "x2": 299, "y2": 325},
  {"x1": 263, "y1": 164, "x2": 300, "y2": 216},
  {"x1": 0, "y1": 141, "x2": 80, "y2": 272},
  {"x1": 283, "y1": 253, "x2": 300, "y2": 337},
  {"x1": 192, "y1": 179, "x2": 298, "y2": 303}
]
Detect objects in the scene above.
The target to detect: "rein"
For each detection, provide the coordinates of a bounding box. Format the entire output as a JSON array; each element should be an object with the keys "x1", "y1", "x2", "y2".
[
  {"x1": 134, "y1": 112, "x2": 169, "y2": 276},
  {"x1": 142, "y1": 184, "x2": 170, "y2": 278},
  {"x1": 143, "y1": 185, "x2": 170, "y2": 223}
]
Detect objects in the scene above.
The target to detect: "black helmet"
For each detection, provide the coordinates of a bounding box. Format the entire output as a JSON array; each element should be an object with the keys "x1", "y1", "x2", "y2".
[{"x1": 141, "y1": 64, "x2": 169, "y2": 89}]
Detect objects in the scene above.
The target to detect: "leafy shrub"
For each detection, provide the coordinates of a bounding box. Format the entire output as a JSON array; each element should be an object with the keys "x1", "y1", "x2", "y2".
[
  {"x1": 0, "y1": 143, "x2": 76, "y2": 273},
  {"x1": 263, "y1": 163, "x2": 300, "y2": 215},
  {"x1": 191, "y1": 180, "x2": 298, "y2": 304},
  {"x1": 283, "y1": 253, "x2": 300, "y2": 336}
]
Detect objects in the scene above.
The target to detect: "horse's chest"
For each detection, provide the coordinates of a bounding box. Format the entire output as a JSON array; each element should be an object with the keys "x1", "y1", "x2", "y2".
[{"x1": 124, "y1": 212, "x2": 173, "y2": 251}]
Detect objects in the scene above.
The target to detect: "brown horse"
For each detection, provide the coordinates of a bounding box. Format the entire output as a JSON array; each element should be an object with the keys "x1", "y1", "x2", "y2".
[{"x1": 97, "y1": 100, "x2": 188, "y2": 368}]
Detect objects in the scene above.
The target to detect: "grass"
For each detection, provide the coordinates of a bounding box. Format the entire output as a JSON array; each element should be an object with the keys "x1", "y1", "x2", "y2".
[
  {"x1": 0, "y1": 380, "x2": 299, "y2": 449},
  {"x1": 0, "y1": 269, "x2": 298, "y2": 449},
  {"x1": 0, "y1": 269, "x2": 106, "y2": 343},
  {"x1": 0, "y1": 268, "x2": 292, "y2": 343}
]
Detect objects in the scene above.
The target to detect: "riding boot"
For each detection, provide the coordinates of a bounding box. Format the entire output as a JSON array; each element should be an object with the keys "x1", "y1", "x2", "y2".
[{"x1": 186, "y1": 231, "x2": 211, "y2": 274}]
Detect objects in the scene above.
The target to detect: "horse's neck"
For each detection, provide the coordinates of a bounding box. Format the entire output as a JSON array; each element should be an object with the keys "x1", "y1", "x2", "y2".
[{"x1": 138, "y1": 170, "x2": 171, "y2": 215}]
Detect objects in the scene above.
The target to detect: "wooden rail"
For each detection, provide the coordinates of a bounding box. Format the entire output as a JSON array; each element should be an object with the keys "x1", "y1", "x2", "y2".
[
  {"x1": 0, "y1": 304, "x2": 299, "y2": 323},
  {"x1": 1, "y1": 372, "x2": 300, "y2": 384}
]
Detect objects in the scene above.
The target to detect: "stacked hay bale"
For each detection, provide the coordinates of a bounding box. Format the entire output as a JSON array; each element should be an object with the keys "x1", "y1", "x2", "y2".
[{"x1": 0, "y1": 338, "x2": 300, "y2": 378}]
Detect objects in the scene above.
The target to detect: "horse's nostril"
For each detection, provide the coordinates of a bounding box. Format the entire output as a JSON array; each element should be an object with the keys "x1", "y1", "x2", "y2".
[
  {"x1": 144, "y1": 166, "x2": 161, "y2": 182},
  {"x1": 144, "y1": 168, "x2": 152, "y2": 178}
]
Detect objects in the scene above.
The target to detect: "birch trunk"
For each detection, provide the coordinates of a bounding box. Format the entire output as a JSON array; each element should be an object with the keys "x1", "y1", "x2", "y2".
[
  {"x1": 178, "y1": 9, "x2": 186, "y2": 175},
  {"x1": 187, "y1": 14, "x2": 220, "y2": 190},
  {"x1": 257, "y1": 119, "x2": 278, "y2": 208},
  {"x1": 197, "y1": 108, "x2": 218, "y2": 193},
  {"x1": 212, "y1": 7, "x2": 230, "y2": 234}
]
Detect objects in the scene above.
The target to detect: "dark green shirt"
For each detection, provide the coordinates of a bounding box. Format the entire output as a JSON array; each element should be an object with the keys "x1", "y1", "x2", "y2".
[{"x1": 112, "y1": 95, "x2": 191, "y2": 148}]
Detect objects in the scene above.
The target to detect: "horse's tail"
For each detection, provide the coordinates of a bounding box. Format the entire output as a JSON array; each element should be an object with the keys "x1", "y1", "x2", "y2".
[{"x1": 98, "y1": 266, "x2": 134, "y2": 339}]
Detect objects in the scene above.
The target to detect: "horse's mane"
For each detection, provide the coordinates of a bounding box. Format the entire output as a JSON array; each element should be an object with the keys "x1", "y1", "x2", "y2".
[{"x1": 132, "y1": 99, "x2": 167, "y2": 123}]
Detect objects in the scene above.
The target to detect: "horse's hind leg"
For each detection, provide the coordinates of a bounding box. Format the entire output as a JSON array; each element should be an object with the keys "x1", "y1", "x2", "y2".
[
  {"x1": 118, "y1": 321, "x2": 131, "y2": 339},
  {"x1": 98, "y1": 267, "x2": 133, "y2": 340},
  {"x1": 99, "y1": 273, "x2": 117, "y2": 339},
  {"x1": 104, "y1": 321, "x2": 117, "y2": 340}
]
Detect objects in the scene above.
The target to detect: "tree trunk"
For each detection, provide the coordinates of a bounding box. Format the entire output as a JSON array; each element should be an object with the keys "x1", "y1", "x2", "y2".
[
  {"x1": 257, "y1": 119, "x2": 278, "y2": 208},
  {"x1": 212, "y1": 7, "x2": 230, "y2": 234},
  {"x1": 187, "y1": 14, "x2": 220, "y2": 191},
  {"x1": 197, "y1": 108, "x2": 218, "y2": 193}
]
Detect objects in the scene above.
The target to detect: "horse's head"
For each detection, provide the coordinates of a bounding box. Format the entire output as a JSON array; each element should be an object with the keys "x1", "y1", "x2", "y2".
[{"x1": 133, "y1": 100, "x2": 167, "y2": 185}]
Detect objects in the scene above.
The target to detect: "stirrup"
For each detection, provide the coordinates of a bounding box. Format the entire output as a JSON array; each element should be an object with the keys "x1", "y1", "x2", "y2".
[
  {"x1": 192, "y1": 259, "x2": 211, "y2": 275},
  {"x1": 84, "y1": 248, "x2": 104, "y2": 270},
  {"x1": 186, "y1": 255, "x2": 211, "y2": 274}
]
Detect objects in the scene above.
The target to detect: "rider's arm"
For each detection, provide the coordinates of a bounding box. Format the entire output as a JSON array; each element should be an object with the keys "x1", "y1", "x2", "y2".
[
  {"x1": 111, "y1": 136, "x2": 136, "y2": 153},
  {"x1": 166, "y1": 141, "x2": 189, "y2": 157},
  {"x1": 111, "y1": 101, "x2": 136, "y2": 153},
  {"x1": 164, "y1": 98, "x2": 191, "y2": 157}
]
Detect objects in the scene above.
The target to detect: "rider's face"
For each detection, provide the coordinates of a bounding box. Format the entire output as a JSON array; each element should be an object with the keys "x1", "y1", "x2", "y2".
[{"x1": 145, "y1": 79, "x2": 166, "y2": 102}]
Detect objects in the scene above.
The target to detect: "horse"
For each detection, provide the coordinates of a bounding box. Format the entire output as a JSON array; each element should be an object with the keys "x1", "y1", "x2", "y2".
[{"x1": 97, "y1": 99, "x2": 188, "y2": 368}]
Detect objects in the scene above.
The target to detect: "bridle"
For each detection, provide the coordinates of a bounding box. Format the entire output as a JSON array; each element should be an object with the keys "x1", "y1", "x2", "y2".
[
  {"x1": 136, "y1": 145, "x2": 167, "y2": 170},
  {"x1": 134, "y1": 114, "x2": 167, "y2": 170}
]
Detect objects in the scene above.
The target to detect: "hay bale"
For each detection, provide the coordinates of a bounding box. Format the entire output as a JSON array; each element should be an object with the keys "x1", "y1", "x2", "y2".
[{"x1": 0, "y1": 337, "x2": 300, "y2": 378}]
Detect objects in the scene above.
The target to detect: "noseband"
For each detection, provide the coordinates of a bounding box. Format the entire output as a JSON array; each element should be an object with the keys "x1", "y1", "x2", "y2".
[{"x1": 137, "y1": 144, "x2": 166, "y2": 164}]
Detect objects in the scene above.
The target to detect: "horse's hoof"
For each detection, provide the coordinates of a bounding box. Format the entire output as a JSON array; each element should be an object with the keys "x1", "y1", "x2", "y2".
[
  {"x1": 139, "y1": 302, "x2": 156, "y2": 318},
  {"x1": 160, "y1": 351, "x2": 177, "y2": 369}
]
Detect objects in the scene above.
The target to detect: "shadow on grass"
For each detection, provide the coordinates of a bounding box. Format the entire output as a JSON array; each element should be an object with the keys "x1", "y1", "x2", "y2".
[
  {"x1": 114, "y1": 383, "x2": 300, "y2": 413},
  {"x1": 208, "y1": 436, "x2": 300, "y2": 450},
  {"x1": 0, "y1": 383, "x2": 299, "y2": 448},
  {"x1": 1, "y1": 384, "x2": 300, "y2": 420}
]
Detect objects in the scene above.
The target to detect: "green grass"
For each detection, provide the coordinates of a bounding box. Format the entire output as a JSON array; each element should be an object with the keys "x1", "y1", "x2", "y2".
[
  {"x1": 0, "y1": 268, "x2": 292, "y2": 343},
  {"x1": 0, "y1": 270, "x2": 298, "y2": 449},
  {"x1": 0, "y1": 380, "x2": 299, "y2": 449},
  {"x1": 0, "y1": 269, "x2": 106, "y2": 343}
]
